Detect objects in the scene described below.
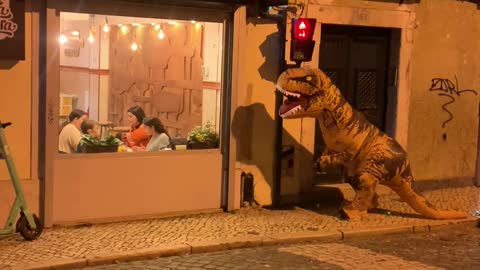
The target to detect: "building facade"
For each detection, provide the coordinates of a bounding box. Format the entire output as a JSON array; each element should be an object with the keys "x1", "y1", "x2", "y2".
[{"x1": 0, "y1": 0, "x2": 479, "y2": 227}]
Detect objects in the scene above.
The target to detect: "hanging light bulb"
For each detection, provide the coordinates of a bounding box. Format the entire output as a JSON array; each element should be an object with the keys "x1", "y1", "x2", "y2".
[
  {"x1": 103, "y1": 17, "x2": 110, "y2": 32},
  {"x1": 88, "y1": 31, "x2": 95, "y2": 43},
  {"x1": 121, "y1": 25, "x2": 128, "y2": 35},
  {"x1": 157, "y1": 28, "x2": 165, "y2": 40},
  {"x1": 131, "y1": 41, "x2": 138, "y2": 51},
  {"x1": 190, "y1": 20, "x2": 196, "y2": 24},
  {"x1": 154, "y1": 24, "x2": 161, "y2": 31},
  {"x1": 58, "y1": 34, "x2": 67, "y2": 44}
]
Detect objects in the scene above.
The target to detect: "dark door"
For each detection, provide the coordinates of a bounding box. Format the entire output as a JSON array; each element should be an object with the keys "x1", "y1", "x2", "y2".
[{"x1": 315, "y1": 24, "x2": 390, "y2": 184}]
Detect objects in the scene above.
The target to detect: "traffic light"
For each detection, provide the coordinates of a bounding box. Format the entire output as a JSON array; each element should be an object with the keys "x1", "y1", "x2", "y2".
[{"x1": 290, "y1": 18, "x2": 317, "y2": 62}]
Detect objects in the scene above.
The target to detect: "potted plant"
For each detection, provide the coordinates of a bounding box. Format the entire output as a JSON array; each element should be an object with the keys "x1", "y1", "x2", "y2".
[
  {"x1": 78, "y1": 134, "x2": 121, "y2": 153},
  {"x1": 187, "y1": 122, "x2": 219, "y2": 149}
]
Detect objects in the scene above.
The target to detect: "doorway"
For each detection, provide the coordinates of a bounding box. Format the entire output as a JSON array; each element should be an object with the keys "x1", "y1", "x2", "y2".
[{"x1": 314, "y1": 24, "x2": 398, "y2": 184}]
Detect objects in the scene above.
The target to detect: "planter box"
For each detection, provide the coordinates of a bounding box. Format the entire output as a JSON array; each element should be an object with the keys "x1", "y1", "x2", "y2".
[
  {"x1": 187, "y1": 141, "x2": 218, "y2": 150},
  {"x1": 78, "y1": 144, "x2": 118, "y2": 153}
]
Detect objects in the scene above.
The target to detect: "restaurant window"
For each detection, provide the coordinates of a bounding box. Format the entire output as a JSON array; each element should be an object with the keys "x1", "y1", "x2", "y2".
[{"x1": 58, "y1": 12, "x2": 223, "y2": 154}]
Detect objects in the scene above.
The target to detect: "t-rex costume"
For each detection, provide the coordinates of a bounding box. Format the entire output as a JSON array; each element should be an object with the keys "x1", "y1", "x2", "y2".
[{"x1": 276, "y1": 67, "x2": 468, "y2": 220}]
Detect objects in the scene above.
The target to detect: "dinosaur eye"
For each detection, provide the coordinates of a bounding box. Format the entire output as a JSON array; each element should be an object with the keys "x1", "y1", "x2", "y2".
[{"x1": 291, "y1": 75, "x2": 315, "y2": 84}]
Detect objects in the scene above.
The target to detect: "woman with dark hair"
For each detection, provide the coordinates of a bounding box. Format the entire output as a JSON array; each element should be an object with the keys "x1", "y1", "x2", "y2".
[
  {"x1": 58, "y1": 109, "x2": 88, "y2": 153},
  {"x1": 123, "y1": 105, "x2": 150, "y2": 148},
  {"x1": 132, "y1": 116, "x2": 170, "y2": 152}
]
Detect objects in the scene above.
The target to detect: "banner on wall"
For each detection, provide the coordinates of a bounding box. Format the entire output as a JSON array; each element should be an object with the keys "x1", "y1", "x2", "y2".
[{"x1": 0, "y1": 0, "x2": 24, "y2": 60}]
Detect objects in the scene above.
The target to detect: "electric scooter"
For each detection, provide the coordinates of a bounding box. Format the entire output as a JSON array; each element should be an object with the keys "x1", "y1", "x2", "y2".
[{"x1": 0, "y1": 121, "x2": 43, "y2": 241}]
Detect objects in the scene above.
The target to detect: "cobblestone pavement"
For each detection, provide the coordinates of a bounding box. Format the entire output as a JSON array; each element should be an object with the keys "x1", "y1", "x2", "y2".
[
  {"x1": 0, "y1": 186, "x2": 478, "y2": 269},
  {"x1": 79, "y1": 222, "x2": 479, "y2": 270}
]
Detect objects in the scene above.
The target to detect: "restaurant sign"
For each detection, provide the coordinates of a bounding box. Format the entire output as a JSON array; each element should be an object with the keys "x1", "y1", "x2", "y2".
[{"x1": 0, "y1": 0, "x2": 24, "y2": 60}]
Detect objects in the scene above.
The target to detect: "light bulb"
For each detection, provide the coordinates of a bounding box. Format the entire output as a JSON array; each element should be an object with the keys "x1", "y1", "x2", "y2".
[
  {"x1": 131, "y1": 41, "x2": 138, "y2": 51},
  {"x1": 168, "y1": 21, "x2": 177, "y2": 25},
  {"x1": 58, "y1": 34, "x2": 67, "y2": 44},
  {"x1": 157, "y1": 29, "x2": 165, "y2": 39},
  {"x1": 121, "y1": 25, "x2": 128, "y2": 34},
  {"x1": 103, "y1": 23, "x2": 110, "y2": 33},
  {"x1": 88, "y1": 32, "x2": 94, "y2": 43},
  {"x1": 154, "y1": 24, "x2": 161, "y2": 31},
  {"x1": 190, "y1": 20, "x2": 196, "y2": 24},
  {"x1": 71, "y1": 31, "x2": 80, "y2": 36}
]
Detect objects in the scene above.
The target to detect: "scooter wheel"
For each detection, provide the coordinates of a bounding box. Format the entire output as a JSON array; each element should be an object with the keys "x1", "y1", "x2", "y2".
[{"x1": 16, "y1": 214, "x2": 43, "y2": 241}]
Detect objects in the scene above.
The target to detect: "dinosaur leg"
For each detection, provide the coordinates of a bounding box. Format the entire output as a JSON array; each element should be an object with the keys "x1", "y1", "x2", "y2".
[
  {"x1": 384, "y1": 176, "x2": 468, "y2": 220},
  {"x1": 341, "y1": 172, "x2": 379, "y2": 219}
]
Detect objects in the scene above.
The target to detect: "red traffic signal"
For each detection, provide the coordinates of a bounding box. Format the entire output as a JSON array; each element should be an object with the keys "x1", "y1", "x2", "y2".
[
  {"x1": 290, "y1": 18, "x2": 317, "y2": 62},
  {"x1": 291, "y1": 18, "x2": 316, "y2": 41}
]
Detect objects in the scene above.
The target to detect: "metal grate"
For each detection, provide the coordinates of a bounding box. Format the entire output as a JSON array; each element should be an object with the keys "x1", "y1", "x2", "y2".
[
  {"x1": 355, "y1": 70, "x2": 377, "y2": 109},
  {"x1": 324, "y1": 70, "x2": 339, "y2": 86}
]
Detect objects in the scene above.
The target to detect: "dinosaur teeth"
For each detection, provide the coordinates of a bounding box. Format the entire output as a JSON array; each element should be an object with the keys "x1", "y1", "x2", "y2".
[
  {"x1": 280, "y1": 105, "x2": 302, "y2": 118},
  {"x1": 276, "y1": 85, "x2": 301, "y2": 98}
]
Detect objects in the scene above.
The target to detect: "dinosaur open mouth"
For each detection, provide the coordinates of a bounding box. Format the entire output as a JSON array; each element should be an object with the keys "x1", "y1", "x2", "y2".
[{"x1": 276, "y1": 86, "x2": 307, "y2": 117}]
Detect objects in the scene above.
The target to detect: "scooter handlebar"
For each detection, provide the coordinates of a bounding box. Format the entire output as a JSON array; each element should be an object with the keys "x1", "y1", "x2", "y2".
[{"x1": 0, "y1": 122, "x2": 12, "y2": 128}]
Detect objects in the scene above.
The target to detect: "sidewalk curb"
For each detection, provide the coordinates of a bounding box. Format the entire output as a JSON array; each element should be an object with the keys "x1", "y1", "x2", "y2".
[
  {"x1": 340, "y1": 225, "x2": 413, "y2": 239},
  {"x1": 10, "y1": 218, "x2": 478, "y2": 270}
]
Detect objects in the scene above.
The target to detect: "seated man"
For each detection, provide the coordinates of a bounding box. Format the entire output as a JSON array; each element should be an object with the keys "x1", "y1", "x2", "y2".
[{"x1": 58, "y1": 109, "x2": 87, "y2": 154}]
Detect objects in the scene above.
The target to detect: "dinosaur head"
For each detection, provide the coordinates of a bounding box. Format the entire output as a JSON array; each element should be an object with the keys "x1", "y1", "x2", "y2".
[{"x1": 276, "y1": 67, "x2": 338, "y2": 119}]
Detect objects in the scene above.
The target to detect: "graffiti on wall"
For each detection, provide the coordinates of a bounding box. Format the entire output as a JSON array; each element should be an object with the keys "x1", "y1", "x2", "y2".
[{"x1": 428, "y1": 76, "x2": 477, "y2": 132}]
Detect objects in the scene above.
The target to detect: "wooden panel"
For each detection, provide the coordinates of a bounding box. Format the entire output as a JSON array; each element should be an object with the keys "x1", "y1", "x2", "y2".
[{"x1": 108, "y1": 23, "x2": 205, "y2": 137}]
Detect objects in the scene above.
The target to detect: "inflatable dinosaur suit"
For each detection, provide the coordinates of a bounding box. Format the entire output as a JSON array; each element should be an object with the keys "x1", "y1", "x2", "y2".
[{"x1": 276, "y1": 67, "x2": 467, "y2": 220}]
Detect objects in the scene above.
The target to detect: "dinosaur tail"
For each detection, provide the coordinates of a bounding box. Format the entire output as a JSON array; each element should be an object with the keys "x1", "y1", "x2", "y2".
[{"x1": 389, "y1": 177, "x2": 468, "y2": 220}]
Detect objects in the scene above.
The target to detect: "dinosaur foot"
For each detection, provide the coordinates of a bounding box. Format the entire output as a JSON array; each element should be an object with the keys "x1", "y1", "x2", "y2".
[{"x1": 340, "y1": 207, "x2": 368, "y2": 220}]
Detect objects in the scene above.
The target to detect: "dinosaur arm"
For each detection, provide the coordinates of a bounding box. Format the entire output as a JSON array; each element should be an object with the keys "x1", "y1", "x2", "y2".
[{"x1": 315, "y1": 151, "x2": 351, "y2": 172}]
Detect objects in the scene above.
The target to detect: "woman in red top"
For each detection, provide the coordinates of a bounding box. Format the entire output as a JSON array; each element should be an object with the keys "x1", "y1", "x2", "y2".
[{"x1": 123, "y1": 105, "x2": 150, "y2": 148}]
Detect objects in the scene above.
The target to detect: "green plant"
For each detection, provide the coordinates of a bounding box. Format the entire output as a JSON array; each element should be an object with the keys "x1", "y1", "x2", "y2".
[
  {"x1": 187, "y1": 122, "x2": 219, "y2": 144},
  {"x1": 79, "y1": 134, "x2": 121, "y2": 147}
]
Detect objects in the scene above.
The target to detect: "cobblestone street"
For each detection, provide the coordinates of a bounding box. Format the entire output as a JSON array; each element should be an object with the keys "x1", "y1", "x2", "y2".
[
  {"x1": 80, "y1": 222, "x2": 479, "y2": 270},
  {"x1": 1, "y1": 186, "x2": 479, "y2": 269}
]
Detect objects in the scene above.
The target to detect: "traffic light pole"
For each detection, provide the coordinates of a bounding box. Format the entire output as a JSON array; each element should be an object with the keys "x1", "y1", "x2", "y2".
[{"x1": 260, "y1": 9, "x2": 300, "y2": 209}]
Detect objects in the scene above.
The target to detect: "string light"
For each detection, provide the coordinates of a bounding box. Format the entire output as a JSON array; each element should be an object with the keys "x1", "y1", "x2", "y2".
[
  {"x1": 88, "y1": 31, "x2": 95, "y2": 43},
  {"x1": 103, "y1": 17, "x2": 110, "y2": 32},
  {"x1": 157, "y1": 28, "x2": 165, "y2": 39},
  {"x1": 131, "y1": 41, "x2": 138, "y2": 51},
  {"x1": 58, "y1": 34, "x2": 67, "y2": 44},
  {"x1": 87, "y1": 14, "x2": 96, "y2": 44},
  {"x1": 121, "y1": 25, "x2": 128, "y2": 35},
  {"x1": 131, "y1": 22, "x2": 138, "y2": 51}
]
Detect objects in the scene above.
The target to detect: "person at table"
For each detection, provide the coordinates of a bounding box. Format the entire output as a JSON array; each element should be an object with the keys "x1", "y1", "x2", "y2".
[
  {"x1": 132, "y1": 116, "x2": 171, "y2": 152},
  {"x1": 58, "y1": 109, "x2": 88, "y2": 154},
  {"x1": 123, "y1": 105, "x2": 150, "y2": 148},
  {"x1": 81, "y1": 120, "x2": 101, "y2": 139},
  {"x1": 77, "y1": 120, "x2": 102, "y2": 153}
]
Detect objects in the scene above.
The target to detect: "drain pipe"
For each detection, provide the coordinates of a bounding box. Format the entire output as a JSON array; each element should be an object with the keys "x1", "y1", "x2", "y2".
[{"x1": 259, "y1": 10, "x2": 287, "y2": 208}]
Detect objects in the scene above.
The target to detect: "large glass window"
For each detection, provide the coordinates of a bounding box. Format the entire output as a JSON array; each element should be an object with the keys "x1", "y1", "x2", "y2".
[{"x1": 57, "y1": 12, "x2": 223, "y2": 154}]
